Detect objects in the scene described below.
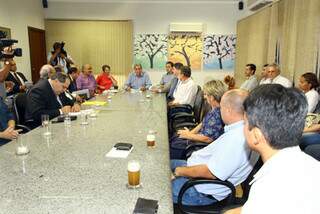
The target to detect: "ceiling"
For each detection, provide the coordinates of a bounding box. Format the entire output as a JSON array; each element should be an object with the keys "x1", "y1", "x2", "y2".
[{"x1": 47, "y1": 0, "x2": 238, "y2": 3}]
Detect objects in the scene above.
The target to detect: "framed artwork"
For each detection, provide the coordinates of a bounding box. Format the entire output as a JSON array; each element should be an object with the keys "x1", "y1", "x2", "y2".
[
  {"x1": 203, "y1": 35, "x2": 236, "y2": 70},
  {"x1": 134, "y1": 34, "x2": 168, "y2": 70},
  {"x1": 0, "y1": 26, "x2": 11, "y2": 39},
  {"x1": 168, "y1": 34, "x2": 202, "y2": 70}
]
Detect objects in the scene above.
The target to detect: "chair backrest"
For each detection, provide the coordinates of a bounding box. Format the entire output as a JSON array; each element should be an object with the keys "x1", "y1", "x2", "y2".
[
  {"x1": 193, "y1": 86, "x2": 204, "y2": 123},
  {"x1": 313, "y1": 99, "x2": 320, "y2": 114},
  {"x1": 13, "y1": 93, "x2": 28, "y2": 125},
  {"x1": 241, "y1": 156, "x2": 263, "y2": 200}
]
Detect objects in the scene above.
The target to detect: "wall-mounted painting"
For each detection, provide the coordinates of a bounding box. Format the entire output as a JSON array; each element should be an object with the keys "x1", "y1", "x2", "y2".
[
  {"x1": 134, "y1": 34, "x2": 168, "y2": 70},
  {"x1": 168, "y1": 34, "x2": 202, "y2": 70},
  {"x1": 0, "y1": 26, "x2": 11, "y2": 39},
  {"x1": 203, "y1": 35, "x2": 236, "y2": 70}
]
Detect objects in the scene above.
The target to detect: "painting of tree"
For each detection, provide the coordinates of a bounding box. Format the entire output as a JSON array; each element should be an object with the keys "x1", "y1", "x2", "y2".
[
  {"x1": 168, "y1": 34, "x2": 202, "y2": 70},
  {"x1": 133, "y1": 34, "x2": 167, "y2": 69},
  {"x1": 203, "y1": 35, "x2": 236, "y2": 70}
]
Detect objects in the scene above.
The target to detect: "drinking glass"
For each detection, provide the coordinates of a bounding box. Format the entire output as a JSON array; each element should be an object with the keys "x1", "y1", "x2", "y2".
[{"x1": 41, "y1": 114, "x2": 51, "y2": 136}]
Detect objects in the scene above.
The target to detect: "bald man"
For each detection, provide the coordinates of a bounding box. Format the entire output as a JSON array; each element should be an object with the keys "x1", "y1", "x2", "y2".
[
  {"x1": 170, "y1": 89, "x2": 257, "y2": 206},
  {"x1": 76, "y1": 64, "x2": 97, "y2": 97}
]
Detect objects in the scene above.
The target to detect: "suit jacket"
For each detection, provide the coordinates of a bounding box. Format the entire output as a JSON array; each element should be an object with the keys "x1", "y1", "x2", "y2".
[
  {"x1": 68, "y1": 74, "x2": 77, "y2": 93},
  {"x1": 167, "y1": 77, "x2": 179, "y2": 101},
  {"x1": 6, "y1": 71, "x2": 28, "y2": 96},
  {"x1": 25, "y1": 79, "x2": 62, "y2": 128}
]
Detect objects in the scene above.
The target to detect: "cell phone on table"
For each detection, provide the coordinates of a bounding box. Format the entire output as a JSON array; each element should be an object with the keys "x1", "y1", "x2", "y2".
[{"x1": 114, "y1": 143, "x2": 133, "y2": 151}]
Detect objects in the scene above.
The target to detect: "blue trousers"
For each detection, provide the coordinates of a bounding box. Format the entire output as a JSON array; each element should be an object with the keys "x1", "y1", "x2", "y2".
[
  {"x1": 300, "y1": 132, "x2": 320, "y2": 150},
  {"x1": 171, "y1": 160, "x2": 217, "y2": 205}
]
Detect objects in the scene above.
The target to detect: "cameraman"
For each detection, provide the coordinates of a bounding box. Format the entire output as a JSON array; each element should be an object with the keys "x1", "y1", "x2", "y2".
[
  {"x1": 0, "y1": 47, "x2": 14, "y2": 99},
  {"x1": 47, "y1": 42, "x2": 74, "y2": 73}
]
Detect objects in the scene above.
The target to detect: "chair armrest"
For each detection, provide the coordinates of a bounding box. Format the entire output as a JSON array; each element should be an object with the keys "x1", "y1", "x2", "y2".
[
  {"x1": 174, "y1": 122, "x2": 197, "y2": 131},
  {"x1": 184, "y1": 141, "x2": 209, "y2": 159},
  {"x1": 16, "y1": 124, "x2": 31, "y2": 134},
  {"x1": 171, "y1": 112, "x2": 195, "y2": 120},
  {"x1": 169, "y1": 104, "x2": 193, "y2": 117},
  {"x1": 178, "y1": 178, "x2": 236, "y2": 212}
]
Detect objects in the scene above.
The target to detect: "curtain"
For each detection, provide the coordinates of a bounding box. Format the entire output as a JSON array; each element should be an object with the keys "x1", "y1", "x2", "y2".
[
  {"x1": 235, "y1": 0, "x2": 320, "y2": 87},
  {"x1": 45, "y1": 20, "x2": 133, "y2": 86},
  {"x1": 235, "y1": 8, "x2": 271, "y2": 86}
]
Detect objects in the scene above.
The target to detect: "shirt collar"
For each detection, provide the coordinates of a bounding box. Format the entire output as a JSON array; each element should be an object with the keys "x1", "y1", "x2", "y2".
[
  {"x1": 135, "y1": 72, "x2": 145, "y2": 77},
  {"x1": 224, "y1": 120, "x2": 244, "y2": 132},
  {"x1": 181, "y1": 77, "x2": 191, "y2": 84},
  {"x1": 248, "y1": 75, "x2": 256, "y2": 80},
  {"x1": 250, "y1": 146, "x2": 301, "y2": 184}
]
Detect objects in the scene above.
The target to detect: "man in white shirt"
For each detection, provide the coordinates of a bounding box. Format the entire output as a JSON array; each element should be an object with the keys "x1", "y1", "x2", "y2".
[
  {"x1": 225, "y1": 84, "x2": 320, "y2": 214},
  {"x1": 168, "y1": 66, "x2": 198, "y2": 107},
  {"x1": 240, "y1": 64, "x2": 258, "y2": 92},
  {"x1": 259, "y1": 64, "x2": 270, "y2": 85},
  {"x1": 267, "y1": 63, "x2": 292, "y2": 87}
]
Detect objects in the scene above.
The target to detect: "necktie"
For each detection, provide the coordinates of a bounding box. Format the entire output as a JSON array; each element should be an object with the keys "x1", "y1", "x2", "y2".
[{"x1": 13, "y1": 72, "x2": 23, "y2": 85}]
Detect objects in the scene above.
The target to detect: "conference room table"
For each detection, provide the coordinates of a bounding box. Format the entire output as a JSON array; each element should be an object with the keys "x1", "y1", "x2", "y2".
[{"x1": 0, "y1": 90, "x2": 173, "y2": 213}]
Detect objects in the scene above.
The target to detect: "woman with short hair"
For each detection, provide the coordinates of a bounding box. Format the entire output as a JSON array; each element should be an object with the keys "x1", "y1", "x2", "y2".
[{"x1": 170, "y1": 79, "x2": 227, "y2": 159}]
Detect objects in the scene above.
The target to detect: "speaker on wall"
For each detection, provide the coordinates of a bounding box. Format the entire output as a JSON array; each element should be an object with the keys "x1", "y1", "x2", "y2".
[
  {"x1": 238, "y1": 1, "x2": 244, "y2": 10},
  {"x1": 42, "y1": 0, "x2": 48, "y2": 8}
]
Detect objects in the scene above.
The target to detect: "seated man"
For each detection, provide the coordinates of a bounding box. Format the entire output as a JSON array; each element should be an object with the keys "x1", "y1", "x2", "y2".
[
  {"x1": 26, "y1": 72, "x2": 80, "y2": 128},
  {"x1": 39, "y1": 64, "x2": 56, "y2": 80},
  {"x1": 96, "y1": 64, "x2": 118, "y2": 93},
  {"x1": 151, "y1": 61, "x2": 176, "y2": 93},
  {"x1": 165, "y1": 62, "x2": 183, "y2": 100},
  {"x1": 168, "y1": 66, "x2": 198, "y2": 107},
  {"x1": 240, "y1": 63, "x2": 258, "y2": 92},
  {"x1": 171, "y1": 89, "x2": 255, "y2": 205},
  {"x1": 5, "y1": 60, "x2": 29, "y2": 96},
  {"x1": 259, "y1": 64, "x2": 269, "y2": 85},
  {"x1": 267, "y1": 63, "x2": 292, "y2": 88},
  {"x1": 67, "y1": 66, "x2": 80, "y2": 93},
  {"x1": 0, "y1": 97, "x2": 18, "y2": 146},
  {"x1": 160, "y1": 61, "x2": 175, "y2": 86},
  {"x1": 226, "y1": 84, "x2": 320, "y2": 214},
  {"x1": 76, "y1": 64, "x2": 97, "y2": 97},
  {"x1": 170, "y1": 80, "x2": 226, "y2": 159},
  {"x1": 124, "y1": 64, "x2": 152, "y2": 91}
]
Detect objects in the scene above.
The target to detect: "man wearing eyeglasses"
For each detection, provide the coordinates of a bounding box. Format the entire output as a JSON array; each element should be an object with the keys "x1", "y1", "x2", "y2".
[{"x1": 26, "y1": 72, "x2": 80, "y2": 129}]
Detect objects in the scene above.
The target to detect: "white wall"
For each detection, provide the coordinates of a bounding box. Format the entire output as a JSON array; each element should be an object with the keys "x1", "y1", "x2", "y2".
[
  {"x1": 0, "y1": 0, "x2": 45, "y2": 80},
  {"x1": 45, "y1": 1, "x2": 241, "y2": 85}
]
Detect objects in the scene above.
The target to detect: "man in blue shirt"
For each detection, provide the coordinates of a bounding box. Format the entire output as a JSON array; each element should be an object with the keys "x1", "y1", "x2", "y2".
[
  {"x1": 160, "y1": 61, "x2": 174, "y2": 86},
  {"x1": 124, "y1": 64, "x2": 152, "y2": 91},
  {"x1": 171, "y1": 89, "x2": 257, "y2": 205},
  {"x1": 0, "y1": 97, "x2": 18, "y2": 145}
]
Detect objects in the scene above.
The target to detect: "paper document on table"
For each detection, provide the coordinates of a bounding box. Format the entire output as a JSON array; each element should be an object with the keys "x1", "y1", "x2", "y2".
[
  {"x1": 69, "y1": 109, "x2": 94, "y2": 116},
  {"x1": 82, "y1": 101, "x2": 107, "y2": 106},
  {"x1": 105, "y1": 147, "x2": 133, "y2": 158}
]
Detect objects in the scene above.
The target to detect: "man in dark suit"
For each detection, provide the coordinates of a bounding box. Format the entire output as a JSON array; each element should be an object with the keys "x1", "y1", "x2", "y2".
[
  {"x1": 167, "y1": 62, "x2": 183, "y2": 101},
  {"x1": 5, "y1": 60, "x2": 28, "y2": 96},
  {"x1": 67, "y1": 66, "x2": 79, "y2": 93},
  {"x1": 25, "y1": 72, "x2": 80, "y2": 129}
]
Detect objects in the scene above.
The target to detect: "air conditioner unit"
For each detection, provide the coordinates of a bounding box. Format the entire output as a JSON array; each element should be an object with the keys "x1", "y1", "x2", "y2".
[
  {"x1": 169, "y1": 23, "x2": 203, "y2": 33},
  {"x1": 248, "y1": 0, "x2": 273, "y2": 11}
]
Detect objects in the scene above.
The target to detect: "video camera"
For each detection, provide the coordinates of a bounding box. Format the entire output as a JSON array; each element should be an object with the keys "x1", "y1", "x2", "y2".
[{"x1": 0, "y1": 30, "x2": 22, "y2": 59}]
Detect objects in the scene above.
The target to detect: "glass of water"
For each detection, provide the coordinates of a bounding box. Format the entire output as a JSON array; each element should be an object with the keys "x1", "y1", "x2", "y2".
[{"x1": 41, "y1": 114, "x2": 51, "y2": 136}]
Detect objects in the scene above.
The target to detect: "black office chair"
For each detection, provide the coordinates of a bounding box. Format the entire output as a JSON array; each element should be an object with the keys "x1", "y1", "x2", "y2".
[
  {"x1": 304, "y1": 144, "x2": 320, "y2": 161},
  {"x1": 13, "y1": 93, "x2": 31, "y2": 132},
  {"x1": 175, "y1": 157, "x2": 263, "y2": 214},
  {"x1": 170, "y1": 86, "x2": 206, "y2": 134}
]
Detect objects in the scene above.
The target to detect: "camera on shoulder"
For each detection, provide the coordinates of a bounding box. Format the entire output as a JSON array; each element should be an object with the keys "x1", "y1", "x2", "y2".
[{"x1": 0, "y1": 30, "x2": 22, "y2": 59}]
